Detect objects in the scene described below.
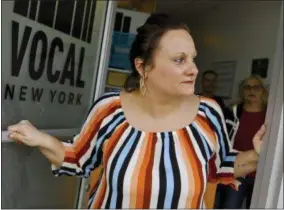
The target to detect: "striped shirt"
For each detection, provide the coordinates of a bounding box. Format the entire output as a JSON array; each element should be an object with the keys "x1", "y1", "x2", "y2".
[{"x1": 52, "y1": 92, "x2": 239, "y2": 209}]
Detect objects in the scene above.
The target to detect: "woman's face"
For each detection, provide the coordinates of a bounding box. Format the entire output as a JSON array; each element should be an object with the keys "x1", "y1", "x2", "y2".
[
  {"x1": 243, "y1": 78, "x2": 265, "y2": 104},
  {"x1": 145, "y1": 29, "x2": 199, "y2": 97}
]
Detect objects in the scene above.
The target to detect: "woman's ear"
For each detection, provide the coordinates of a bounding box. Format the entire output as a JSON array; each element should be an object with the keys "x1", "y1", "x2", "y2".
[{"x1": 134, "y1": 58, "x2": 144, "y2": 77}]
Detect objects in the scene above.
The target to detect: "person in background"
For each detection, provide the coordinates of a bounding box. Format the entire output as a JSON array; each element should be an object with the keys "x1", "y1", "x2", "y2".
[
  {"x1": 200, "y1": 70, "x2": 228, "y2": 116},
  {"x1": 214, "y1": 74, "x2": 268, "y2": 209},
  {"x1": 7, "y1": 14, "x2": 265, "y2": 209},
  {"x1": 200, "y1": 70, "x2": 233, "y2": 208}
]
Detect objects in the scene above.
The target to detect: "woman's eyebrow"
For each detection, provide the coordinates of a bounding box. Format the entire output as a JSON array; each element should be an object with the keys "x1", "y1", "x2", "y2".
[
  {"x1": 177, "y1": 51, "x2": 198, "y2": 56},
  {"x1": 172, "y1": 51, "x2": 197, "y2": 57}
]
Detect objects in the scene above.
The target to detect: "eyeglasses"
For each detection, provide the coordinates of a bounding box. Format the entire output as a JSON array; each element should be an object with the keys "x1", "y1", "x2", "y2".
[{"x1": 243, "y1": 85, "x2": 262, "y2": 91}]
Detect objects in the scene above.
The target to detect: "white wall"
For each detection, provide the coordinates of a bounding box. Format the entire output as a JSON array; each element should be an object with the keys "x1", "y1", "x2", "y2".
[{"x1": 185, "y1": 1, "x2": 282, "y2": 100}]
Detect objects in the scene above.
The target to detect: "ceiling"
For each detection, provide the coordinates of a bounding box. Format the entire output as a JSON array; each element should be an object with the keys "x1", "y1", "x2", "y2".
[{"x1": 155, "y1": 0, "x2": 223, "y2": 18}]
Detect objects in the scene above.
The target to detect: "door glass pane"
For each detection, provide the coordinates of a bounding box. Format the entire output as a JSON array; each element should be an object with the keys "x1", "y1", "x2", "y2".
[
  {"x1": 2, "y1": 0, "x2": 103, "y2": 130},
  {"x1": 1, "y1": 0, "x2": 108, "y2": 208}
]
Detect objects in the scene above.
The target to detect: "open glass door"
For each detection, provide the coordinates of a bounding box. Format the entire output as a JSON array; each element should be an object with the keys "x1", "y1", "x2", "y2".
[{"x1": 1, "y1": 0, "x2": 114, "y2": 208}]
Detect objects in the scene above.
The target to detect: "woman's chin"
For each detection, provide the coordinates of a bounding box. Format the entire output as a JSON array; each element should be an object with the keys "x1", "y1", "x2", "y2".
[{"x1": 179, "y1": 87, "x2": 195, "y2": 96}]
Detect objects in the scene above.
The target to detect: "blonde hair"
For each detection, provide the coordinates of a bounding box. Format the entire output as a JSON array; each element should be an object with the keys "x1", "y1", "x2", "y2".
[{"x1": 238, "y1": 74, "x2": 268, "y2": 106}]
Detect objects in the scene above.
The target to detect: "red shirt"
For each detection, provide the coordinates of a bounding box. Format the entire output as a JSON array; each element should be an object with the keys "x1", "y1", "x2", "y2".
[{"x1": 233, "y1": 110, "x2": 266, "y2": 177}]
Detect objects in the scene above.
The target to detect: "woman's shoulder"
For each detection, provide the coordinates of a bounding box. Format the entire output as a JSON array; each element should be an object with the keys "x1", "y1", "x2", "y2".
[
  {"x1": 86, "y1": 91, "x2": 121, "y2": 117},
  {"x1": 94, "y1": 91, "x2": 120, "y2": 105},
  {"x1": 198, "y1": 95, "x2": 223, "y2": 112}
]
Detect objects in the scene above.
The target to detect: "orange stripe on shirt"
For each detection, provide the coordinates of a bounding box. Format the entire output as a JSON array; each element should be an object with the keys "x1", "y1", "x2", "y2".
[
  {"x1": 129, "y1": 133, "x2": 149, "y2": 208},
  {"x1": 136, "y1": 133, "x2": 155, "y2": 208},
  {"x1": 178, "y1": 128, "x2": 204, "y2": 208},
  {"x1": 76, "y1": 100, "x2": 121, "y2": 159},
  {"x1": 142, "y1": 133, "x2": 157, "y2": 209},
  {"x1": 178, "y1": 129, "x2": 195, "y2": 208},
  {"x1": 65, "y1": 99, "x2": 121, "y2": 162},
  {"x1": 195, "y1": 115, "x2": 217, "y2": 146},
  {"x1": 92, "y1": 173, "x2": 107, "y2": 209}
]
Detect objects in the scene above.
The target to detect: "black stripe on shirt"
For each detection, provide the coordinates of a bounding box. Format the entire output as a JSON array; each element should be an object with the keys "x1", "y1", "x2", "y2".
[
  {"x1": 168, "y1": 132, "x2": 181, "y2": 209},
  {"x1": 116, "y1": 131, "x2": 142, "y2": 208},
  {"x1": 104, "y1": 128, "x2": 135, "y2": 209},
  {"x1": 157, "y1": 133, "x2": 167, "y2": 208}
]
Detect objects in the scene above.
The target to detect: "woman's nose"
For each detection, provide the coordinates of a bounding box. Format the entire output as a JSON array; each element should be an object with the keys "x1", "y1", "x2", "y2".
[{"x1": 184, "y1": 63, "x2": 198, "y2": 75}]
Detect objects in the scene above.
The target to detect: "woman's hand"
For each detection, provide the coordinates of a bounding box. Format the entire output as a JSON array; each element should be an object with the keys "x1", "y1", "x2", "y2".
[
  {"x1": 253, "y1": 124, "x2": 266, "y2": 155},
  {"x1": 8, "y1": 120, "x2": 47, "y2": 147}
]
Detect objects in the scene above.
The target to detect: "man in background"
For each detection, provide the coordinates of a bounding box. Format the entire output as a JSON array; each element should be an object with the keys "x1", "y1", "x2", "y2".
[
  {"x1": 200, "y1": 70, "x2": 228, "y2": 115},
  {"x1": 201, "y1": 70, "x2": 230, "y2": 209}
]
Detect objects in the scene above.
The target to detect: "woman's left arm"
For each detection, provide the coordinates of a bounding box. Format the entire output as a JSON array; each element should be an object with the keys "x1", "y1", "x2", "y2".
[{"x1": 234, "y1": 124, "x2": 266, "y2": 178}]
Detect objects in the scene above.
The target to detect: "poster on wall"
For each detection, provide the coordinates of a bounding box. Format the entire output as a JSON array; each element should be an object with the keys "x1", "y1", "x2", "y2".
[
  {"x1": 117, "y1": 0, "x2": 156, "y2": 13},
  {"x1": 1, "y1": 0, "x2": 103, "y2": 130},
  {"x1": 251, "y1": 58, "x2": 269, "y2": 78},
  {"x1": 211, "y1": 61, "x2": 237, "y2": 99}
]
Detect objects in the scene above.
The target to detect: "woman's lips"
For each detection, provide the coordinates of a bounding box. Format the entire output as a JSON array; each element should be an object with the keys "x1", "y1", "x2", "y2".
[{"x1": 182, "y1": 81, "x2": 194, "y2": 84}]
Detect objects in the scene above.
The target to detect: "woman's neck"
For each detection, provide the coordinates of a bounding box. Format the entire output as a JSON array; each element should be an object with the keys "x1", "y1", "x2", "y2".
[
  {"x1": 243, "y1": 102, "x2": 265, "y2": 112},
  {"x1": 132, "y1": 90, "x2": 190, "y2": 119}
]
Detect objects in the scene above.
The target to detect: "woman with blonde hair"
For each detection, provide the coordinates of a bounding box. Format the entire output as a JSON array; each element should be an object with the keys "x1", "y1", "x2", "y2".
[{"x1": 214, "y1": 74, "x2": 268, "y2": 209}]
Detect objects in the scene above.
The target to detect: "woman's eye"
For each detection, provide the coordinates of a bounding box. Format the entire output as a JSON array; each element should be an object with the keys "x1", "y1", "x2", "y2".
[{"x1": 174, "y1": 57, "x2": 185, "y2": 64}]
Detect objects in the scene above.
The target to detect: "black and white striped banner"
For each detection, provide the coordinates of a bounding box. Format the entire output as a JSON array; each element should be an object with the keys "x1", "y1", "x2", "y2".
[{"x1": 13, "y1": 0, "x2": 97, "y2": 43}]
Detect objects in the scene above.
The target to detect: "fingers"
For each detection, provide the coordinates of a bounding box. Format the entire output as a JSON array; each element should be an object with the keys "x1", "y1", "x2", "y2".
[
  {"x1": 20, "y1": 120, "x2": 31, "y2": 125},
  {"x1": 7, "y1": 120, "x2": 31, "y2": 133},
  {"x1": 254, "y1": 124, "x2": 266, "y2": 140},
  {"x1": 261, "y1": 124, "x2": 266, "y2": 130},
  {"x1": 8, "y1": 132, "x2": 27, "y2": 144},
  {"x1": 259, "y1": 124, "x2": 266, "y2": 136},
  {"x1": 8, "y1": 124, "x2": 24, "y2": 134}
]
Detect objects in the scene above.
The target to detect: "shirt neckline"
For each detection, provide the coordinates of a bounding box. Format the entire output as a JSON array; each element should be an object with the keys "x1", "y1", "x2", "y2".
[{"x1": 116, "y1": 91, "x2": 201, "y2": 134}]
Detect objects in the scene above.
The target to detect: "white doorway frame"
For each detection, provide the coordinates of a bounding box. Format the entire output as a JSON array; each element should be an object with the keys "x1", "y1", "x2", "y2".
[{"x1": 250, "y1": 1, "x2": 283, "y2": 208}]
